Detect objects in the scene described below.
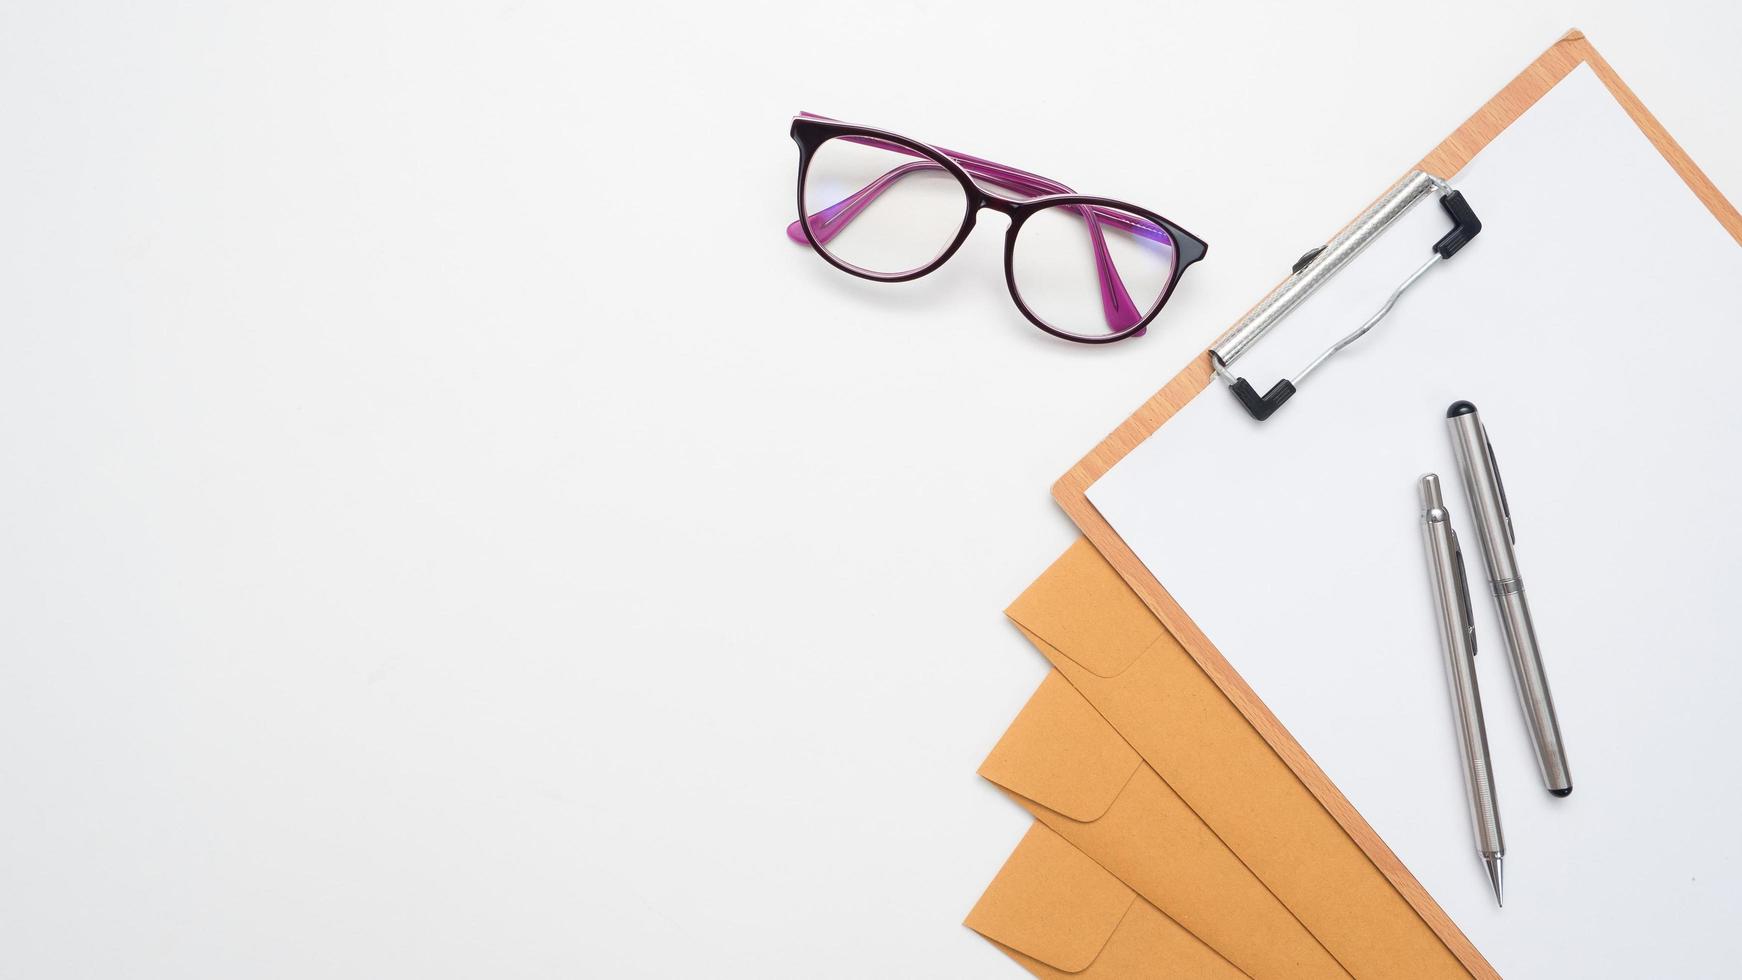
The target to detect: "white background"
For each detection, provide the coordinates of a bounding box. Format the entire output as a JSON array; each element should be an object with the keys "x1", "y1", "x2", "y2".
[{"x1": 0, "y1": 3, "x2": 1736, "y2": 978}]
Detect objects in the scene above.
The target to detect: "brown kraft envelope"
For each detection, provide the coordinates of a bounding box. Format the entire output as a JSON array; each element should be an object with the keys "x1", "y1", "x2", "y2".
[
  {"x1": 1008, "y1": 539, "x2": 1471, "y2": 979},
  {"x1": 981, "y1": 669, "x2": 1349, "y2": 979},
  {"x1": 966, "y1": 821, "x2": 1243, "y2": 979}
]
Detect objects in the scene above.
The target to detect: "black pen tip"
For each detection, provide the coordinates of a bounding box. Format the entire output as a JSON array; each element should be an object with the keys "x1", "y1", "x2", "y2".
[
  {"x1": 1447, "y1": 400, "x2": 1478, "y2": 418},
  {"x1": 1550, "y1": 786, "x2": 1572, "y2": 798}
]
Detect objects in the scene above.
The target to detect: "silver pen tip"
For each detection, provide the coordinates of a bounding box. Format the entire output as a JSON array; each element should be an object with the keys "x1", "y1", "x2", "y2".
[
  {"x1": 1483, "y1": 855, "x2": 1504, "y2": 907},
  {"x1": 1419, "y1": 473, "x2": 1443, "y2": 510}
]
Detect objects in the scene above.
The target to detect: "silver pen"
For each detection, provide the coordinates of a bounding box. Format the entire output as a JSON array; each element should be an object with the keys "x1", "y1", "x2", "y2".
[
  {"x1": 1446, "y1": 401, "x2": 1573, "y2": 796},
  {"x1": 1420, "y1": 474, "x2": 1505, "y2": 907}
]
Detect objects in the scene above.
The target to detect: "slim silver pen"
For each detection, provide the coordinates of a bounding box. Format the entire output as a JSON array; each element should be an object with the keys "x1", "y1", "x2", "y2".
[
  {"x1": 1420, "y1": 474, "x2": 1505, "y2": 907},
  {"x1": 1446, "y1": 401, "x2": 1573, "y2": 796}
]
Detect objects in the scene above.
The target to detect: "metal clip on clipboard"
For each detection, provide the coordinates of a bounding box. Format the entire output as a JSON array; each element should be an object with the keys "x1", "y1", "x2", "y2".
[{"x1": 1209, "y1": 171, "x2": 1483, "y2": 421}]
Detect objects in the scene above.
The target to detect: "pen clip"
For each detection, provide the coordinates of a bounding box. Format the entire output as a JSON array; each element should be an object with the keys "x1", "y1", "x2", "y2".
[
  {"x1": 1449, "y1": 526, "x2": 1478, "y2": 656},
  {"x1": 1482, "y1": 426, "x2": 1516, "y2": 545}
]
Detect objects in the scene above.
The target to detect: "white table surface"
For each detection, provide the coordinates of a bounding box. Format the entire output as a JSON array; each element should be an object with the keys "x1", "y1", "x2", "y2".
[{"x1": 2, "y1": 3, "x2": 1738, "y2": 977}]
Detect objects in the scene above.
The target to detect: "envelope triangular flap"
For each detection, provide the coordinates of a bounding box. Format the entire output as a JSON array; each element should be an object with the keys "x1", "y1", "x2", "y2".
[
  {"x1": 979, "y1": 671, "x2": 1141, "y2": 822},
  {"x1": 1006, "y1": 538, "x2": 1161, "y2": 679},
  {"x1": 965, "y1": 822, "x2": 1136, "y2": 974}
]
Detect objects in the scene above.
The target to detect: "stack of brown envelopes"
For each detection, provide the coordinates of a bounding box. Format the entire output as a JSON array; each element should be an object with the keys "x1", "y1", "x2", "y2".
[{"x1": 965, "y1": 539, "x2": 1472, "y2": 978}]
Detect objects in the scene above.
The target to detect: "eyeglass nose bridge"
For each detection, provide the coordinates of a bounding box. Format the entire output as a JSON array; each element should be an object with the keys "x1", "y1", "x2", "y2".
[{"x1": 973, "y1": 188, "x2": 1025, "y2": 216}]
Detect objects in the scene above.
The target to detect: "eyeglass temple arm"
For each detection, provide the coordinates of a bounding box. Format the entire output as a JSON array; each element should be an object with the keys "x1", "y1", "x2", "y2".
[
  {"x1": 786, "y1": 131, "x2": 1153, "y2": 333},
  {"x1": 786, "y1": 161, "x2": 1166, "y2": 246}
]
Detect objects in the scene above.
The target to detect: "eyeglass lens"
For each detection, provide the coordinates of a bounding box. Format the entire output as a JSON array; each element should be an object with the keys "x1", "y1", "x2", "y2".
[
  {"x1": 1011, "y1": 203, "x2": 1176, "y2": 340},
  {"x1": 801, "y1": 136, "x2": 969, "y2": 278}
]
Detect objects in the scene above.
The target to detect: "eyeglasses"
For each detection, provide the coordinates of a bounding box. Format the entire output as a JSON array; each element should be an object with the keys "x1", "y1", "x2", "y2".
[{"x1": 787, "y1": 112, "x2": 1207, "y2": 345}]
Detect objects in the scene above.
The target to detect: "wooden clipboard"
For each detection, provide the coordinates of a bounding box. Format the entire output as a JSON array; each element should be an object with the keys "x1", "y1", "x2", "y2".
[{"x1": 1052, "y1": 30, "x2": 1742, "y2": 980}]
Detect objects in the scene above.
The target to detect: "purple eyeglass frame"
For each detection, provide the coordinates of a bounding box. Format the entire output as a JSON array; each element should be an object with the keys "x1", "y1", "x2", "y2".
[{"x1": 787, "y1": 112, "x2": 1208, "y2": 344}]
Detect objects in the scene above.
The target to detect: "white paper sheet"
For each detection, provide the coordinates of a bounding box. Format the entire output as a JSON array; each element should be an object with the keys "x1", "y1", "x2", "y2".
[{"x1": 1086, "y1": 65, "x2": 1742, "y2": 979}]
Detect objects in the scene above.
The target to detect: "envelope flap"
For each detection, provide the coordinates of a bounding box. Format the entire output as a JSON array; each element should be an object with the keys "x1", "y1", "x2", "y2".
[
  {"x1": 965, "y1": 822, "x2": 1135, "y2": 974},
  {"x1": 1006, "y1": 537, "x2": 1161, "y2": 678},
  {"x1": 979, "y1": 670, "x2": 1141, "y2": 822}
]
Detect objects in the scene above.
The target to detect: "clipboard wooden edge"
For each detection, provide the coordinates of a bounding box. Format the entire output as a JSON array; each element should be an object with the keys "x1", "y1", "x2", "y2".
[{"x1": 1051, "y1": 30, "x2": 1742, "y2": 980}]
